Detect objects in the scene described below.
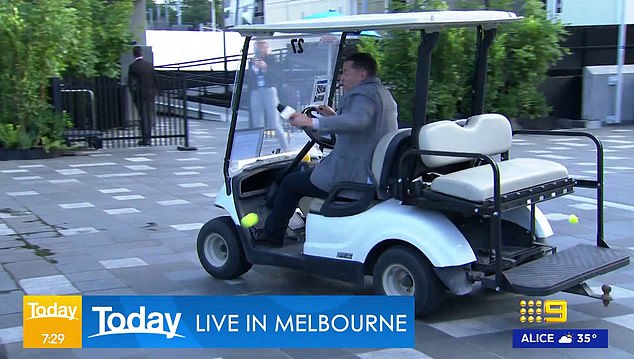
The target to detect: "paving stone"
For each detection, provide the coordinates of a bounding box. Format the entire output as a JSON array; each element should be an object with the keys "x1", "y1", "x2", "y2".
[
  {"x1": 0, "y1": 235, "x2": 22, "y2": 250},
  {"x1": 64, "y1": 269, "x2": 117, "y2": 282},
  {"x1": 0, "y1": 270, "x2": 18, "y2": 292},
  {"x1": 0, "y1": 291, "x2": 24, "y2": 315},
  {"x1": 4, "y1": 259, "x2": 60, "y2": 280},
  {"x1": 0, "y1": 247, "x2": 37, "y2": 264},
  {"x1": 73, "y1": 277, "x2": 127, "y2": 292},
  {"x1": 0, "y1": 325, "x2": 22, "y2": 344},
  {"x1": 19, "y1": 274, "x2": 78, "y2": 295}
]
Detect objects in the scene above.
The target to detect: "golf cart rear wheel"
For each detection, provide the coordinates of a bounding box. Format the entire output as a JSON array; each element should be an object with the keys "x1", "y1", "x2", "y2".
[
  {"x1": 197, "y1": 217, "x2": 252, "y2": 279},
  {"x1": 373, "y1": 245, "x2": 443, "y2": 317}
]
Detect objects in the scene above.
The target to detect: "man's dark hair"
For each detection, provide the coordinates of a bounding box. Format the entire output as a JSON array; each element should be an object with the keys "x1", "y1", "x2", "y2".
[
  {"x1": 344, "y1": 52, "x2": 378, "y2": 77},
  {"x1": 133, "y1": 46, "x2": 143, "y2": 58}
]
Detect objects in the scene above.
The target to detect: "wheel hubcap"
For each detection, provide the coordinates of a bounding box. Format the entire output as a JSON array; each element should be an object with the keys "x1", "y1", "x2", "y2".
[
  {"x1": 382, "y1": 264, "x2": 415, "y2": 296},
  {"x1": 204, "y1": 233, "x2": 228, "y2": 267}
]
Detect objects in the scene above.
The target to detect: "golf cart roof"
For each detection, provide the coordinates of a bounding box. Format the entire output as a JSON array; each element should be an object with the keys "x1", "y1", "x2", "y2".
[{"x1": 231, "y1": 10, "x2": 521, "y2": 36}]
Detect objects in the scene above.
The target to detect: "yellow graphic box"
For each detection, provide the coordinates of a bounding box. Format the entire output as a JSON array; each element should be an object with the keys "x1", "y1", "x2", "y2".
[{"x1": 23, "y1": 295, "x2": 82, "y2": 348}]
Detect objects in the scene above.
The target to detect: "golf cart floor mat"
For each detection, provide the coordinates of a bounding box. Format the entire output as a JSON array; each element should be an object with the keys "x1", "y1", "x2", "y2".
[{"x1": 484, "y1": 244, "x2": 629, "y2": 296}]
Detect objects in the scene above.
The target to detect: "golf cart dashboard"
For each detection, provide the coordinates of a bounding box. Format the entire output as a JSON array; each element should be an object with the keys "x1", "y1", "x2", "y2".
[
  {"x1": 238, "y1": 166, "x2": 284, "y2": 198},
  {"x1": 236, "y1": 161, "x2": 292, "y2": 198},
  {"x1": 237, "y1": 159, "x2": 322, "y2": 199}
]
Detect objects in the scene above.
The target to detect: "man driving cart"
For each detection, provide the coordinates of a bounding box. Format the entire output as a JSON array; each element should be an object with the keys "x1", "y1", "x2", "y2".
[{"x1": 257, "y1": 52, "x2": 398, "y2": 247}]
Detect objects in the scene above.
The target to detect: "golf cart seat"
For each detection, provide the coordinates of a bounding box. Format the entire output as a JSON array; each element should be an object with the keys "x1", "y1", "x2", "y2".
[
  {"x1": 307, "y1": 129, "x2": 413, "y2": 216},
  {"x1": 419, "y1": 114, "x2": 570, "y2": 203}
]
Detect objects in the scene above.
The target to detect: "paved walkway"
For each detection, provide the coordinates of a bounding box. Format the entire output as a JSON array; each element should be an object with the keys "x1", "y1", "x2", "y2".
[{"x1": 1, "y1": 121, "x2": 634, "y2": 358}]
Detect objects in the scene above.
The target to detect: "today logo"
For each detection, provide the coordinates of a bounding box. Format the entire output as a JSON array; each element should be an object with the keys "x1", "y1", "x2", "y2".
[
  {"x1": 26, "y1": 301, "x2": 79, "y2": 321},
  {"x1": 89, "y1": 306, "x2": 185, "y2": 339},
  {"x1": 22, "y1": 295, "x2": 83, "y2": 348}
]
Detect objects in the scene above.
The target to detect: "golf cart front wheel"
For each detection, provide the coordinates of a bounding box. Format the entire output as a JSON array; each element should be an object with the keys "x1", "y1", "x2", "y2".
[
  {"x1": 373, "y1": 245, "x2": 443, "y2": 317},
  {"x1": 197, "y1": 217, "x2": 252, "y2": 279}
]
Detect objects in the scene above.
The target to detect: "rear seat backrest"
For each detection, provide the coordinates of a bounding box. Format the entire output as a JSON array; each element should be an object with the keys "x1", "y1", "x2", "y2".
[{"x1": 418, "y1": 113, "x2": 512, "y2": 168}]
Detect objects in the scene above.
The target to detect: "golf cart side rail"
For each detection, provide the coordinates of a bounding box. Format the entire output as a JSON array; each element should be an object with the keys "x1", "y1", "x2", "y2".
[{"x1": 511, "y1": 130, "x2": 606, "y2": 248}]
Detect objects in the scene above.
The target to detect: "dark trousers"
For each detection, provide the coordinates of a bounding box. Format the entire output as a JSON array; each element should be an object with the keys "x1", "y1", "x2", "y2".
[
  {"x1": 265, "y1": 169, "x2": 328, "y2": 241},
  {"x1": 134, "y1": 99, "x2": 155, "y2": 145}
]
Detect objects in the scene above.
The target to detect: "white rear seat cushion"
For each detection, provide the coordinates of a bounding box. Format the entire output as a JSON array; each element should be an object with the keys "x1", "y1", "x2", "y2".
[
  {"x1": 419, "y1": 114, "x2": 512, "y2": 167},
  {"x1": 430, "y1": 158, "x2": 569, "y2": 202}
]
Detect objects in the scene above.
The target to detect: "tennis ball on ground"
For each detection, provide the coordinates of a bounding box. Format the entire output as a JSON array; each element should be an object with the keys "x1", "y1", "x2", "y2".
[
  {"x1": 240, "y1": 213, "x2": 259, "y2": 228},
  {"x1": 569, "y1": 214, "x2": 579, "y2": 224}
]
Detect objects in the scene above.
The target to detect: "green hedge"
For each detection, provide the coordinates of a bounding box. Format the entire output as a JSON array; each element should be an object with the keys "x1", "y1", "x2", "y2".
[
  {"x1": 0, "y1": 0, "x2": 133, "y2": 150},
  {"x1": 358, "y1": 0, "x2": 568, "y2": 123}
]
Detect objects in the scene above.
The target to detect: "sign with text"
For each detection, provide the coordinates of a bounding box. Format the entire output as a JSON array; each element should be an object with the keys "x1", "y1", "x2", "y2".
[
  {"x1": 513, "y1": 329, "x2": 608, "y2": 348},
  {"x1": 24, "y1": 295, "x2": 414, "y2": 348}
]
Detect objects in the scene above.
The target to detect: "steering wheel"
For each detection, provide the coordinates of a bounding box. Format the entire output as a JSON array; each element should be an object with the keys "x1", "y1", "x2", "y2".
[{"x1": 301, "y1": 106, "x2": 336, "y2": 150}]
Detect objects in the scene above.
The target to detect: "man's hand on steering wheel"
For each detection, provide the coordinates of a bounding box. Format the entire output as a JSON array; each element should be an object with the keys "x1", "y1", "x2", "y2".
[
  {"x1": 289, "y1": 106, "x2": 336, "y2": 149},
  {"x1": 288, "y1": 112, "x2": 313, "y2": 128}
]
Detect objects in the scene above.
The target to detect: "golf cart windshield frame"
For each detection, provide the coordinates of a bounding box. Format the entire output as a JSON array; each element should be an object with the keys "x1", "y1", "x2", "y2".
[{"x1": 223, "y1": 11, "x2": 523, "y2": 194}]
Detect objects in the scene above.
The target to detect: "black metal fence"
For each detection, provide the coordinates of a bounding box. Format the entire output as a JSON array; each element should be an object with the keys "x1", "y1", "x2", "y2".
[{"x1": 53, "y1": 75, "x2": 191, "y2": 148}]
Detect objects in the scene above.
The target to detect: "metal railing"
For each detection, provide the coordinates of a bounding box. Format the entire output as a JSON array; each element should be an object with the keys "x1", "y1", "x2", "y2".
[{"x1": 55, "y1": 76, "x2": 190, "y2": 148}]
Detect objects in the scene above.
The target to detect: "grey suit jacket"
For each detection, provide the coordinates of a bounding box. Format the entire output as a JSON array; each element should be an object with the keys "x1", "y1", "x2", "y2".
[{"x1": 310, "y1": 77, "x2": 398, "y2": 192}]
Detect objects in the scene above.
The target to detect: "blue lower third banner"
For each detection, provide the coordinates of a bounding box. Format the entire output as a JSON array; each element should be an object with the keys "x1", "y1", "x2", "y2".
[
  {"x1": 82, "y1": 295, "x2": 414, "y2": 348},
  {"x1": 513, "y1": 329, "x2": 608, "y2": 348}
]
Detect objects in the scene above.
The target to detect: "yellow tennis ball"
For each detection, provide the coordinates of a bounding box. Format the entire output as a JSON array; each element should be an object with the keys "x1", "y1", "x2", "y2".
[
  {"x1": 240, "y1": 213, "x2": 259, "y2": 228},
  {"x1": 569, "y1": 214, "x2": 579, "y2": 224}
]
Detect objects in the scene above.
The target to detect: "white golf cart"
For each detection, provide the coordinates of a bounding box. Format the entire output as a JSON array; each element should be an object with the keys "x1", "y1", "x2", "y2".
[{"x1": 197, "y1": 11, "x2": 630, "y2": 316}]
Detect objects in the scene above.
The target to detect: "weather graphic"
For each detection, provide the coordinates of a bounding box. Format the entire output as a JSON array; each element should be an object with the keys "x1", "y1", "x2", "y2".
[{"x1": 558, "y1": 333, "x2": 573, "y2": 344}]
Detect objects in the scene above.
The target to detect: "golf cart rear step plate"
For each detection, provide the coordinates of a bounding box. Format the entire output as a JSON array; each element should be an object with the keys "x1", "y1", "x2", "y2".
[{"x1": 484, "y1": 244, "x2": 629, "y2": 296}]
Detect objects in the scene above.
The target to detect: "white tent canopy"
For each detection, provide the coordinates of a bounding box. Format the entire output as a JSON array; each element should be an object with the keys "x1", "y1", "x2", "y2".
[{"x1": 231, "y1": 11, "x2": 521, "y2": 36}]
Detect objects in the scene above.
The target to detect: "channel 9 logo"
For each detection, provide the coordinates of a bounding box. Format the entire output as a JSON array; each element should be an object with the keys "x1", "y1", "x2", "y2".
[{"x1": 519, "y1": 299, "x2": 567, "y2": 323}]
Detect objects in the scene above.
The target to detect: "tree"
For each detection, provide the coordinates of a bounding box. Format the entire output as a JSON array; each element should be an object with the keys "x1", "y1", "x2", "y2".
[
  {"x1": 0, "y1": 0, "x2": 134, "y2": 150},
  {"x1": 0, "y1": 0, "x2": 78, "y2": 137},
  {"x1": 492, "y1": 0, "x2": 569, "y2": 119},
  {"x1": 360, "y1": 0, "x2": 568, "y2": 122}
]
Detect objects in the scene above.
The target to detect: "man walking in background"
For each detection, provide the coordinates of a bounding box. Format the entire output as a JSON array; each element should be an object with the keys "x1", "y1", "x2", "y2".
[{"x1": 128, "y1": 46, "x2": 158, "y2": 146}]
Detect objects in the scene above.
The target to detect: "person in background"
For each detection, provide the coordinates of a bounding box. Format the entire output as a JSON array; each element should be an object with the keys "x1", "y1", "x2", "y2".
[
  {"x1": 128, "y1": 46, "x2": 158, "y2": 146},
  {"x1": 246, "y1": 40, "x2": 288, "y2": 151}
]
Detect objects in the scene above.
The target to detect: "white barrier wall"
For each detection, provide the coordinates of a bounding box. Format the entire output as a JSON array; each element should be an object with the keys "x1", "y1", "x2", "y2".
[
  {"x1": 145, "y1": 30, "x2": 245, "y2": 71},
  {"x1": 546, "y1": 0, "x2": 634, "y2": 26}
]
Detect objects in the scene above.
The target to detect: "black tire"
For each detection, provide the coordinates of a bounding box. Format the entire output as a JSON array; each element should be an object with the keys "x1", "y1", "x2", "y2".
[
  {"x1": 373, "y1": 245, "x2": 444, "y2": 317},
  {"x1": 197, "y1": 216, "x2": 252, "y2": 279}
]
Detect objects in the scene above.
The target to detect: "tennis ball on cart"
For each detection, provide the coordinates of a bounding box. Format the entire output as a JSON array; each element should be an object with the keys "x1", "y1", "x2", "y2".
[
  {"x1": 240, "y1": 213, "x2": 259, "y2": 228},
  {"x1": 568, "y1": 214, "x2": 579, "y2": 224}
]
